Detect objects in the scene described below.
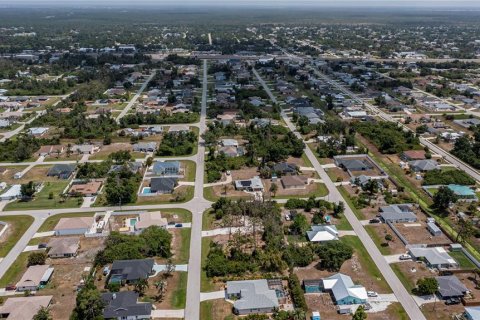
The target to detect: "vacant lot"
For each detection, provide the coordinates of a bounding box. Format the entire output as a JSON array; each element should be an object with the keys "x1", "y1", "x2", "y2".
[
  {"x1": 0, "y1": 215, "x2": 34, "y2": 257},
  {"x1": 365, "y1": 224, "x2": 406, "y2": 255},
  {"x1": 395, "y1": 222, "x2": 452, "y2": 246}
]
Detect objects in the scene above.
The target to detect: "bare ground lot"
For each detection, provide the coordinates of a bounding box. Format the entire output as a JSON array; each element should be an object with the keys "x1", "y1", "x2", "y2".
[
  {"x1": 394, "y1": 221, "x2": 452, "y2": 246},
  {"x1": 0, "y1": 166, "x2": 29, "y2": 184},
  {"x1": 365, "y1": 224, "x2": 407, "y2": 255}
]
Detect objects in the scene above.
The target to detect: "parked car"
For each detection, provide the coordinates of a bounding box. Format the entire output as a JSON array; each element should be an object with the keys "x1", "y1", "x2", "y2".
[
  {"x1": 103, "y1": 267, "x2": 110, "y2": 276},
  {"x1": 38, "y1": 243, "x2": 47, "y2": 249},
  {"x1": 445, "y1": 298, "x2": 461, "y2": 305},
  {"x1": 367, "y1": 291, "x2": 378, "y2": 297},
  {"x1": 5, "y1": 284, "x2": 16, "y2": 291},
  {"x1": 369, "y1": 218, "x2": 381, "y2": 224},
  {"x1": 399, "y1": 254, "x2": 412, "y2": 260},
  {"x1": 168, "y1": 221, "x2": 176, "y2": 225},
  {"x1": 175, "y1": 223, "x2": 183, "y2": 228}
]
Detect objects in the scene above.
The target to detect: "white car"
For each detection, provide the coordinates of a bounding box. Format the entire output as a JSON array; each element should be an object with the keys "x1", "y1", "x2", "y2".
[
  {"x1": 367, "y1": 291, "x2": 378, "y2": 297},
  {"x1": 399, "y1": 254, "x2": 412, "y2": 260}
]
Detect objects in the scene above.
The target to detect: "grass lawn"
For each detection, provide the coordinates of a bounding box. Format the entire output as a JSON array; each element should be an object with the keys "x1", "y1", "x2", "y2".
[
  {"x1": 449, "y1": 251, "x2": 477, "y2": 269},
  {"x1": 391, "y1": 263, "x2": 415, "y2": 293},
  {"x1": 365, "y1": 225, "x2": 392, "y2": 255},
  {"x1": 182, "y1": 160, "x2": 196, "y2": 182},
  {"x1": 161, "y1": 209, "x2": 192, "y2": 223},
  {"x1": 202, "y1": 210, "x2": 215, "y2": 230},
  {"x1": 38, "y1": 212, "x2": 94, "y2": 232},
  {"x1": 386, "y1": 302, "x2": 409, "y2": 320},
  {"x1": 0, "y1": 215, "x2": 34, "y2": 257},
  {"x1": 174, "y1": 228, "x2": 191, "y2": 265},
  {"x1": 135, "y1": 186, "x2": 194, "y2": 205},
  {"x1": 0, "y1": 252, "x2": 29, "y2": 287},
  {"x1": 336, "y1": 215, "x2": 353, "y2": 231},
  {"x1": 4, "y1": 181, "x2": 81, "y2": 211},
  {"x1": 203, "y1": 187, "x2": 218, "y2": 202},
  {"x1": 301, "y1": 152, "x2": 313, "y2": 167},
  {"x1": 272, "y1": 183, "x2": 329, "y2": 200},
  {"x1": 201, "y1": 237, "x2": 216, "y2": 292},
  {"x1": 338, "y1": 186, "x2": 366, "y2": 220},
  {"x1": 341, "y1": 235, "x2": 392, "y2": 293},
  {"x1": 170, "y1": 272, "x2": 188, "y2": 309}
]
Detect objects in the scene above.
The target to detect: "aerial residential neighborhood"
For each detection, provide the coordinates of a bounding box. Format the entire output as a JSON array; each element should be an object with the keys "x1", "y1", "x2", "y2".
[{"x1": 0, "y1": 1, "x2": 480, "y2": 320}]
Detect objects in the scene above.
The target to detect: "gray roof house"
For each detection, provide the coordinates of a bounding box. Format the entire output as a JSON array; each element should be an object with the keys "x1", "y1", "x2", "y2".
[
  {"x1": 109, "y1": 259, "x2": 154, "y2": 284},
  {"x1": 109, "y1": 162, "x2": 143, "y2": 174},
  {"x1": 47, "y1": 164, "x2": 76, "y2": 179},
  {"x1": 408, "y1": 247, "x2": 459, "y2": 269},
  {"x1": 149, "y1": 177, "x2": 177, "y2": 194},
  {"x1": 379, "y1": 204, "x2": 417, "y2": 223},
  {"x1": 335, "y1": 158, "x2": 373, "y2": 172},
  {"x1": 152, "y1": 161, "x2": 180, "y2": 176},
  {"x1": 234, "y1": 176, "x2": 264, "y2": 192},
  {"x1": 226, "y1": 280, "x2": 279, "y2": 315},
  {"x1": 102, "y1": 291, "x2": 152, "y2": 320},
  {"x1": 133, "y1": 142, "x2": 157, "y2": 153},
  {"x1": 307, "y1": 225, "x2": 339, "y2": 242},
  {"x1": 408, "y1": 159, "x2": 439, "y2": 172},
  {"x1": 436, "y1": 275, "x2": 468, "y2": 299},
  {"x1": 322, "y1": 273, "x2": 368, "y2": 305},
  {"x1": 273, "y1": 162, "x2": 297, "y2": 175}
]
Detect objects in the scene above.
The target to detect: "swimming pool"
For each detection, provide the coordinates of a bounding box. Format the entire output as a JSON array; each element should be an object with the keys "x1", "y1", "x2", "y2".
[
  {"x1": 141, "y1": 187, "x2": 152, "y2": 194},
  {"x1": 129, "y1": 218, "x2": 138, "y2": 226}
]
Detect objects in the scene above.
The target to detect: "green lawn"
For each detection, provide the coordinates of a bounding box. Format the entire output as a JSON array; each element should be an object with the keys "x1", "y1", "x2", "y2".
[
  {"x1": 201, "y1": 237, "x2": 217, "y2": 292},
  {"x1": 182, "y1": 160, "x2": 197, "y2": 182},
  {"x1": 200, "y1": 301, "x2": 214, "y2": 320},
  {"x1": 135, "y1": 186, "x2": 194, "y2": 205},
  {"x1": 0, "y1": 215, "x2": 34, "y2": 257},
  {"x1": 4, "y1": 181, "x2": 81, "y2": 211},
  {"x1": 301, "y1": 152, "x2": 313, "y2": 167},
  {"x1": 450, "y1": 250, "x2": 477, "y2": 269},
  {"x1": 0, "y1": 252, "x2": 29, "y2": 287},
  {"x1": 338, "y1": 186, "x2": 366, "y2": 220},
  {"x1": 203, "y1": 187, "x2": 252, "y2": 203},
  {"x1": 170, "y1": 272, "x2": 188, "y2": 309},
  {"x1": 174, "y1": 228, "x2": 191, "y2": 265},
  {"x1": 335, "y1": 215, "x2": 353, "y2": 231},
  {"x1": 272, "y1": 183, "x2": 329, "y2": 200},
  {"x1": 391, "y1": 263, "x2": 415, "y2": 293},
  {"x1": 161, "y1": 209, "x2": 192, "y2": 223},
  {"x1": 365, "y1": 225, "x2": 392, "y2": 255},
  {"x1": 202, "y1": 210, "x2": 216, "y2": 230},
  {"x1": 341, "y1": 235, "x2": 392, "y2": 293},
  {"x1": 38, "y1": 212, "x2": 94, "y2": 232}
]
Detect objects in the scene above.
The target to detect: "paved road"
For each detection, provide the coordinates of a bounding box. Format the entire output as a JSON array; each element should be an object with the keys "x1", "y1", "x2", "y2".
[
  {"x1": 184, "y1": 59, "x2": 212, "y2": 320},
  {"x1": 0, "y1": 111, "x2": 43, "y2": 142},
  {"x1": 253, "y1": 68, "x2": 426, "y2": 320},
  {"x1": 116, "y1": 71, "x2": 156, "y2": 123}
]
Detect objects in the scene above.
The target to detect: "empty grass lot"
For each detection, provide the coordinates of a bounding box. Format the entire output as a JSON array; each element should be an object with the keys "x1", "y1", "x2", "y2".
[
  {"x1": 0, "y1": 215, "x2": 34, "y2": 257},
  {"x1": 170, "y1": 272, "x2": 188, "y2": 309},
  {"x1": 4, "y1": 181, "x2": 81, "y2": 211},
  {"x1": 0, "y1": 252, "x2": 29, "y2": 287}
]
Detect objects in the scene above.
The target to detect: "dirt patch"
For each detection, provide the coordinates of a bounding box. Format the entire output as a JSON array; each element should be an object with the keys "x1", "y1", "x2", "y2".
[
  {"x1": 366, "y1": 224, "x2": 407, "y2": 255},
  {"x1": 395, "y1": 221, "x2": 452, "y2": 246}
]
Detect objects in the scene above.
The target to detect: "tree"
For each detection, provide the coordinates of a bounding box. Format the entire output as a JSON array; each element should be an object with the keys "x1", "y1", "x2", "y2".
[
  {"x1": 416, "y1": 277, "x2": 438, "y2": 295},
  {"x1": 352, "y1": 305, "x2": 367, "y2": 320},
  {"x1": 333, "y1": 202, "x2": 345, "y2": 218},
  {"x1": 315, "y1": 241, "x2": 353, "y2": 271},
  {"x1": 71, "y1": 277, "x2": 105, "y2": 320},
  {"x1": 269, "y1": 183, "x2": 278, "y2": 197},
  {"x1": 433, "y1": 186, "x2": 458, "y2": 211},
  {"x1": 145, "y1": 156, "x2": 154, "y2": 168},
  {"x1": 290, "y1": 214, "x2": 309, "y2": 235},
  {"x1": 20, "y1": 181, "x2": 36, "y2": 199},
  {"x1": 28, "y1": 251, "x2": 47, "y2": 266},
  {"x1": 456, "y1": 219, "x2": 475, "y2": 244},
  {"x1": 154, "y1": 279, "x2": 167, "y2": 301},
  {"x1": 134, "y1": 278, "x2": 149, "y2": 296},
  {"x1": 164, "y1": 258, "x2": 175, "y2": 278},
  {"x1": 33, "y1": 307, "x2": 52, "y2": 320}
]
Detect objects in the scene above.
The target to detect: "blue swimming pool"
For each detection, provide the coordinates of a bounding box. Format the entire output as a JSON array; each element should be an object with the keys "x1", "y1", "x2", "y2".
[{"x1": 141, "y1": 187, "x2": 152, "y2": 194}]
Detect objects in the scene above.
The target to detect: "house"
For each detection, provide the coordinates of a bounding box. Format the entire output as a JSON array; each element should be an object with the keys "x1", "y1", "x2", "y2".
[
  {"x1": 350, "y1": 175, "x2": 383, "y2": 189},
  {"x1": 133, "y1": 142, "x2": 157, "y2": 153},
  {"x1": 71, "y1": 144, "x2": 99, "y2": 155},
  {"x1": 54, "y1": 217, "x2": 92, "y2": 236},
  {"x1": 37, "y1": 145, "x2": 64, "y2": 157},
  {"x1": 335, "y1": 156, "x2": 374, "y2": 172},
  {"x1": 234, "y1": 176, "x2": 264, "y2": 192},
  {"x1": 0, "y1": 296, "x2": 52, "y2": 320},
  {"x1": 0, "y1": 185, "x2": 21, "y2": 201},
  {"x1": 447, "y1": 184, "x2": 478, "y2": 201},
  {"x1": 307, "y1": 225, "x2": 339, "y2": 242},
  {"x1": 134, "y1": 211, "x2": 168, "y2": 232},
  {"x1": 401, "y1": 150, "x2": 426, "y2": 161},
  {"x1": 27, "y1": 127, "x2": 49, "y2": 136},
  {"x1": 102, "y1": 291, "x2": 152, "y2": 320},
  {"x1": 281, "y1": 175, "x2": 309, "y2": 189},
  {"x1": 408, "y1": 159, "x2": 439, "y2": 172},
  {"x1": 109, "y1": 259, "x2": 154, "y2": 284},
  {"x1": 219, "y1": 145, "x2": 244, "y2": 157},
  {"x1": 47, "y1": 237, "x2": 80, "y2": 258},
  {"x1": 427, "y1": 222, "x2": 442, "y2": 236},
  {"x1": 109, "y1": 162, "x2": 143, "y2": 174},
  {"x1": 226, "y1": 280, "x2": 279, "y2": 315},
  {"x1": 47, "y1": 164, "x2": 76, "y2": 179},
  {"x1": 408, "y1": 246, "x2": 458, "y2": 269},
  {"x1": 273, "y1": 162, "x2": 297, "y2": 176},
  {"x1": 221, "y1": 139, "x2": 239, "y2": 147},
  {"x1": 0, "y1": 119, "x2": 10, "y2": 128},
  {"x1": 379, "y1": 204, "x2": 417, "y2": 223},
  {"x1": 465, "y1": 306, "x2": 480, "y2": 320},
  {"x1": 16, "y1": 264, "x2": 54, "y2": 292},
  {"x1": 152, "y1": 161, "x2": 181, "y2": 176},
  {"x1": 436, "y1": 275, "x2": 468, "y2": 299},
  {"x1": 69, "y1": 181, "x2": 102, "y2": 196},
  {"x1": 322, "y1": 273, "x2": 368, "y2": 305},
  {"x1": 149, "y1": 177, "x2": 177, "y2": 194}
]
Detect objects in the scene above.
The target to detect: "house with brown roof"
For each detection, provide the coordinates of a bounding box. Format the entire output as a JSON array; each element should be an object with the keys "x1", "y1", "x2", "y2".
[
  {"x1": 281, "y1": 175, "x2": 309, "y2": 190},
  {"x1": 401, "y1": 150, "x2": 426, "y2": 161},
  {"x1": 47, "y1": 237, "x2": 80, "y2": 258},
  {"x1": 16, "y1": 265, "x2": 54, "y2": 292},
  {"x1": 69, "y1": 181, "x2": 102, "y2": 196},
  {"x1": 37, "y1": 145, "x2": 64, "y2": 157},
  {"x1": 0, "y1": 296, "x2": 52, "y2": 320},
  {"x1": 54, "y1": 217, "x2": 92, "y2": 236}
]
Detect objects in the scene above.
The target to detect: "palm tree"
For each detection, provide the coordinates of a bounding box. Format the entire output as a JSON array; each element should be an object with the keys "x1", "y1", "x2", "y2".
[
  {"x1": 134, "y1": 278, "x2": 149, "y2": 296},
  {"x1": 154, "y1": 280, "x2": 167, "y2": 302}
]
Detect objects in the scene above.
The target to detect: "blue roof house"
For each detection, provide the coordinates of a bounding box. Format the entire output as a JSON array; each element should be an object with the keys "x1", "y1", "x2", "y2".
[{"x1": 447, "y1": 184, "x2": 478, "y2": 201}]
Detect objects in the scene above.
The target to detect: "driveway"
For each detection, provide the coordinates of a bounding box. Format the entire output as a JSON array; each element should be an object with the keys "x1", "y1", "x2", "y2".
[
  {"x1": 151, "y1": 309, "x2": 185, "y2": 318},
  {"x1": 200, "y1": 290, "x2": 225, "y2": 302}
]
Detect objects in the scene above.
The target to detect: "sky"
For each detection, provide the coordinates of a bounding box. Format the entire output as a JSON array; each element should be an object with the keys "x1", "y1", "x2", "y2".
[{"x1": 0, "y1": 0, "x2": 479, "y2": 8}]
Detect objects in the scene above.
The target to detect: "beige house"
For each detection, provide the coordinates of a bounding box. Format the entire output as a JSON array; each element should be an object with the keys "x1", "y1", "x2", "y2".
[
  {"x1": 16, "y1": 265, "x2": 54, "y2": 292},
  {"x1": 0, "y1": 296, "x2": 53, "y2": 320}
]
